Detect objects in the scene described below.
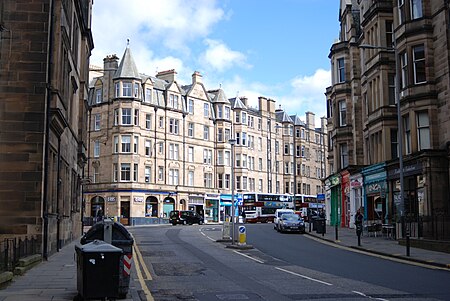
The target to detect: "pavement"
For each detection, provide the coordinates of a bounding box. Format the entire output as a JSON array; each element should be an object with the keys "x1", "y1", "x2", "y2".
[{"x1": 0, "y1": 223, "x2": 448, "y2": 301}]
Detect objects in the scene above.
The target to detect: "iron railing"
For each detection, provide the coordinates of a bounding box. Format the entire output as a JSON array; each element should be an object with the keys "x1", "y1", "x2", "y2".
[{"x1": 0, "y1": 236, "x2": 40, "y2": 273}]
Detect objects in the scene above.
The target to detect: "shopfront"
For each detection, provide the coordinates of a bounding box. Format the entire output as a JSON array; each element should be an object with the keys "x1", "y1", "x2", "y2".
[
  {"x1": 205, "y1": 194, "x2": 220, "y2": 223},
  {"x1": 349, "y1": 173, "x2": 363, "y2": 228},
  {"x1": 362, "y1": 163, "x2": 387, "y2": 224},
  {"x1": 325, "y1": 174, "x2": 341, "y2": 227},
  {"x1": 387, "y1": 161, "x2": 424, "y2": 237},
  {"x1": 341, "y1": 170, "x2": 351, "y2": 227},
  {"x1": 188, "y1": 194, "x2": 205, "y2": 217}
]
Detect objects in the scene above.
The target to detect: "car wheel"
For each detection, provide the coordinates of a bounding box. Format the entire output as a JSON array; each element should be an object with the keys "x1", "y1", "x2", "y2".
[
  {"x1": 171, "y1": 222, "x2": 176, "y2": 226},
  {"x1": 183, "y1": 220, "x2": 187, "y2": 225},
  {"x1": 199, "y1": 220, "x2": 203, "y2": 225}
]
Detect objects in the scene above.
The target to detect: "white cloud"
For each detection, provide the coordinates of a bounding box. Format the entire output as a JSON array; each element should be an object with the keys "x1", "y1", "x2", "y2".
[
  {"x1": 281, "y1": 69, "x2": 331, "y2": 119},
  {"x1": 200, "y1": 39, "x2": 250, "y2": 72},
  {"x1": 208, "y1": 69, "x2": 330, "y2": 126},
  {"x1": 90, "y1": 0, "x2": 226, "y2": 73}
]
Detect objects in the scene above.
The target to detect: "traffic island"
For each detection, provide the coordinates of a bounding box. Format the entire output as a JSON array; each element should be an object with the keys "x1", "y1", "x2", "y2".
[{"x1": 225, "y1": 242, "x2": 254, "y2": 250}]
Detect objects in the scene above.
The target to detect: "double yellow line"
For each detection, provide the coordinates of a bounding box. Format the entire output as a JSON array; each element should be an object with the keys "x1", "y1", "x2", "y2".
[{"x1": 132, "y1": 242, "x2": 154, "y2": 300}]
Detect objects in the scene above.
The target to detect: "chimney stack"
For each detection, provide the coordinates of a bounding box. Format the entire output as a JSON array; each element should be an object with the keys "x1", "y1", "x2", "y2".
[
  {"x1": 156, "y1": 69, "x2": 177, "y2": 82},
  {"x1": 192, "y1": 71, "x2": 202, "y2": 84}
]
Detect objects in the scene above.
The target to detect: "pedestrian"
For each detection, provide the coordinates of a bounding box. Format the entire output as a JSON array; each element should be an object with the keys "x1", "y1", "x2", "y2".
[
  {"x1": 355, "y1": 208, "x2": 364, "y2": 238},
  {"x1": 319, "y1": 209, "x2": 325, "y2": 218},
  {"x1": 355, "y1": 209, "x2": 363, "y2": 225}
]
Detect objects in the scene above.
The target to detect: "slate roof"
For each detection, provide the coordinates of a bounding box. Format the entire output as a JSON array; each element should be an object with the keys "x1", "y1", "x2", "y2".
[
  {"x1": 113, "y1": 47, "x2": 140, "y2": 79},
  {"x1": 290, "y1": 114, "x2": 306, "y2": 126},
  {"x1": 208, "y1": 89, "x2": 230, "y2": 104},
  {"x1": 229, "y1": 97, "x2": 247, "y2": 110},
  {"x1": 275, "y1": 109, "x2": 293, "y2": 123}
]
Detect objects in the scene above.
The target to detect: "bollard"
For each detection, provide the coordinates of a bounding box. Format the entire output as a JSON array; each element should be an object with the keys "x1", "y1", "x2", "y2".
[
  {"x1": 406, "y1": 233, "x2": 410, "y2": 256},
  {"x1": 356, "y1": 224, "x2": 362, "y2": 246},
  {"x1": 238, "y1": 226, "x2": 246, "y2": 245},
  {"x1": 103, "y1": 218, "x2": 113, "y2": 244}
]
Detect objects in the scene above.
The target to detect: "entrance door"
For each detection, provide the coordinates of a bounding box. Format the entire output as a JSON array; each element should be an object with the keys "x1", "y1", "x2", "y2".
[{"x1": 120, "y1": 201, "x2": 130, "y2": 225}]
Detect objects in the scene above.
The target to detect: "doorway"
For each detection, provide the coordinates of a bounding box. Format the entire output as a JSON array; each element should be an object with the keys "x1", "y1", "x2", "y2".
[{"x1": 120, "y1": 201, "x2": 130, "y2": 225}]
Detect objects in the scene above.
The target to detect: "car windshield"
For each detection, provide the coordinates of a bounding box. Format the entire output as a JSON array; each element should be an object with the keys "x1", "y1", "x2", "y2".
[{"x1": 282, "y1": 214, "x2": 300, "y2": 221}]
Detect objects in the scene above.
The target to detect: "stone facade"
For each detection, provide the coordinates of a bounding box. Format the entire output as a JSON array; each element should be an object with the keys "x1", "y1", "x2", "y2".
[
  {"x1": 326, "y1": 0, "x2": 450, "y2": 239},
  {"x1": 0, "y1": 0, "x2": 93, "y2": 257},
  {"x1": 84, "y1": 47, "x2": 327, "y2": 225}
]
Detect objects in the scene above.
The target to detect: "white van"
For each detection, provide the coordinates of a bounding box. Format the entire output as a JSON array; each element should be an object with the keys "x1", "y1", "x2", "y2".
[{"x1": 273, "y1": 209, "x2": 295, "y2": 230}]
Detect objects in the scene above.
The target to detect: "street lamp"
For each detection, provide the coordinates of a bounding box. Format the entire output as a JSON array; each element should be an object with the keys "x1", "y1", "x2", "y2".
[
  {"x1": 359, "y1": 40, "x2": 406, "y2": 247},
  {"x1": 229, "y1": 138, "x2": 237, "y2": 245}
]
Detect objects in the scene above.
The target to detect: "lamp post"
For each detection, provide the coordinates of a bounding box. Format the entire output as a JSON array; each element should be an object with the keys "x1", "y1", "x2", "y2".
[
  {"x1": 229, "y1": 138, "x2": 237, "y2": 245},
  {"x1": 359, "y1": 39, "x2": 407, "y2": 253}
]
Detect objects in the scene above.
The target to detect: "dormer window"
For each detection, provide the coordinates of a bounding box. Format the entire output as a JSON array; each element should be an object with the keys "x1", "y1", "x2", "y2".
[
  {"x1": 225, "y1": 106, "x2": 230, "y2": 120},
  {"x1": 134, "y1": 83, "x2": 140, "y2": 98},
  {"x1": 95, "y1": 88, "x2": 102, "y2": 103},
  {"x1": 123, "y1": 82, "x2": 132, "y2": 97},
  {"x1": 145, "y1": 88, "x2": 152, "y2": 103},
  {"x1": 217, "y1": 105, "x2": 223, "y2": 118},
  {"x1": 169, "y1": 94, "x2": 179, "y2": 109}
]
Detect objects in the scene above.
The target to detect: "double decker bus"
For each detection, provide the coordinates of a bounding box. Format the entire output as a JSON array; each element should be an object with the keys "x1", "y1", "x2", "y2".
[
  {"x1": 241, "y1": 193, "x2": 294, "y2": 223},
  {"x1": 293, "y1": 194, "x2": 324, "y2": 221}
]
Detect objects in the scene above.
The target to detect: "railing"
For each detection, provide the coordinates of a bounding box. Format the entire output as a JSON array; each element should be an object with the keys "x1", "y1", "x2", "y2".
[
  {"x1": 0, "y1": 236, "x2": 40, "y2": 273},
  {"x1": 418, "y1": 215, "x2": 450, "y2": 240}
]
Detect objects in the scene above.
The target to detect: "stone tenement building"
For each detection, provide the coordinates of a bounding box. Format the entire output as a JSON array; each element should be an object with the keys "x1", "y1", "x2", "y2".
[
  {"x1": 0, "y1": 0, "x2": 93, "y2": 258},
  {"x1": 84, "y1": 46, "x2": 327, "y2": 225},
  {"x1": 325, "y1": 0, "x2": 450, "y2": 240}
]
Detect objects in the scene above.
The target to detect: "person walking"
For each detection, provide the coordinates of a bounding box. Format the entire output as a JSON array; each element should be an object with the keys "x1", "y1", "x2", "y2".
[{"x1": 355, "y1": 208, "x2": 364, "y2": 246}]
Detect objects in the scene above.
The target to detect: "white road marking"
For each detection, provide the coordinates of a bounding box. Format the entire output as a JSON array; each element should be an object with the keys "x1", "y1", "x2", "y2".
[
  {"x1": 275, "y1": 267, "x2": 333, "y2": 286},
  {"x1": 199, "y1": 228, "x2": 219, "y2": 241},
  {"x1": 353, "y1": 290, "x2": 389, "y2": 301},
  {"x1": 233, "y1": 250, "x2": 264, "y2": 263}
]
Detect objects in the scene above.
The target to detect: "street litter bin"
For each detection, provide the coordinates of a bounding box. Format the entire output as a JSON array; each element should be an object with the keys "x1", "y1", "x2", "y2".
[
  {"x1": 311, "y1": 216, "x2": 318, "y2": 231},
  {"x1": 81, "y1": 220, "x2": 134, "y2": 299},
  {"x1": 316, "y1": 218, "x2": 326, "y2": 234},
  {"x1": 76, "y1": 240, "x2": 122, "y2": 300}
]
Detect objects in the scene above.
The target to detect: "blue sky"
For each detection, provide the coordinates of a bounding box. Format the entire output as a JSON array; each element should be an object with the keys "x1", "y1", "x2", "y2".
[{"x1": 90, "y1": 0, "x2": 340, "y2": 124}]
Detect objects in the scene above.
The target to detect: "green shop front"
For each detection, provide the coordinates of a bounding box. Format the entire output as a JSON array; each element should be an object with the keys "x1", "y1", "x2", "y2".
[{"x1": 325, "y1": 174, "x2": 341, "y2": 226}]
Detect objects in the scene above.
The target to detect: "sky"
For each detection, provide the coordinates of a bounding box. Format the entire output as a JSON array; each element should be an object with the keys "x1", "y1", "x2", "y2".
[{"x1": 90, "y1": 0, "x2": 340, "y2": 125}]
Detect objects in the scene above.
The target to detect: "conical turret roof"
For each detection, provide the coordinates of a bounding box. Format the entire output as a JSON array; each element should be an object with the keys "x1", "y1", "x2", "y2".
[{"x1": 113, "y1": 46, "x2": 140, "y2": 79}]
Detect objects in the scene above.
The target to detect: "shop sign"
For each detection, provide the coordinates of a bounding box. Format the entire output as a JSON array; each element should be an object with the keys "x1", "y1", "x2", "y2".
[
  {"x1": 366, "y1": 182, "x2": 386, "y2": 194},
  {"x1": 365, "y1": 171, "x2": 386, "y2": 183},
  {"x1": 326, "y1": 175, "x2": 340, "y2": 187},
  {"x1": 134, "y1": 197, "x2": 144, "y2": 203},
  {"x1": 388, "y1": 162, "x2": 422, "y2": 178},
  {"x1": 206, "y1": 193, "x2": 220, "y2": 199},
  {"x1": 351, "y1": 179, "x2": 362, "y2": 188}
]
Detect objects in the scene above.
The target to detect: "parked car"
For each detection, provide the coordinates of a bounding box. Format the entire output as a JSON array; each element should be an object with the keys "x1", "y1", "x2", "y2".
[
  {"x1": 273, "y1": 209, "x2": 295, "y2": 230},
  {"x1": 278, "y1": 213, "x2": 305, "y2": 233},
  {"x1": 169, "y1": 210, "x2": 204, "y2": 225}
]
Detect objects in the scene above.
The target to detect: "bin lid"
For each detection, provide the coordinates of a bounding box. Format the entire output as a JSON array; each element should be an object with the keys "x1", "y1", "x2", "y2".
[
  {"x1": 76, "y1": 240, "x2": 123, "y2": 253},
  {"x1": 81, "y1": 220, "x2": 134, "y2": 245}
]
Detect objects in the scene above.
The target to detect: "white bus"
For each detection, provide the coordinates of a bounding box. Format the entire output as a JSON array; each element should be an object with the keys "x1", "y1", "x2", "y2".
[{"x1": 241, "y1": 193, "x2": 294, "y2": 223}]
